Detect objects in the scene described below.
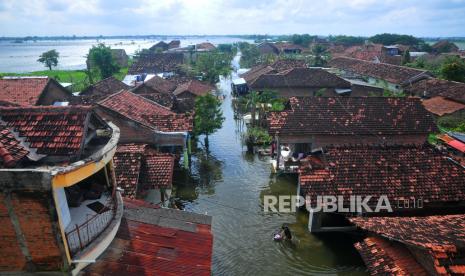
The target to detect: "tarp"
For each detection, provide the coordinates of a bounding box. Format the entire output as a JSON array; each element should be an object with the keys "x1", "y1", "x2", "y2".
[{"x1": 447, "y1": 139, "x2": 465, "y2": 153}]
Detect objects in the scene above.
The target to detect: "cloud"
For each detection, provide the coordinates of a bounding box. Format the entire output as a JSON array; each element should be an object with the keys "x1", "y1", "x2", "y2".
[{"x1": 0, "y1": 0, "x2": 464, "y2": 36}]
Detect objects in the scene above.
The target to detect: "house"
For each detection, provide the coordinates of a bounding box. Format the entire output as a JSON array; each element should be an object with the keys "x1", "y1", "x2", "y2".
[
  {"x1": 82, "y1": 198, "x2": 213, "y2": 276},
  {"x1": 0, "y1": 77, "x2": 72, "y2": 106},
  {"x1": 113, "y1": 144, "x2": 174, "y2": 205},
  {"x1": 248, "y1": 67, "x2": 351, "y2": 98},
  {"x1": 240, "y1": 59, "x2": 307, "y2": 86},
  {"x1": 0, "y1": 105, "x2": 121, "y2": 273},
  {"x1": 196, "y1": 42, "x2": 216, "y2": 52},
  {"x1": 257, "y1": 42, "x2": 280, "y2": 55},
  {"x1": 406, "y1": 78, "x2": 465, "y2": 119},
  {"x1": 173, "y1": 79, "x2": 215, "y2": 112},
  {"x1": 351, "y1": 214, "x2": 465, "y2": 275},
  {"x1": 299, "y1": 144, "x2": 465, "y2": 232},
  {"x1": 231, "y1": 78, "x2": 249, "y2": 96},
  {"x1": 339, "y1": 43, "x2": 406, "y2": 65},
  {"x1": 96, "y1": 90, "x2": 193, "y2": 165},
  {"x1": 431, "y1": 40, "x2": 459, "y2": 54},
  {"x1": 168, "y1": 39, "x2": 181, "y2": 49},
  {"x1": 328, "y1": 57, "x2": 432, "y2": 93},
  {"x1": 267, "y1": 97, "x2": 437, "y2": 173},
  {"x1": 131, "y1": 75, "x2": 177, "y2": 109},
  {"x1": 128, "y1": 53, "x2": 184, "y2": 75},
  {"x1": 274, "y1": 42, "x2": 305, "y2": 54},
  {"x1": 149, "y1": 41, "x2": 169, "y2": 52},
  {"x1": 77, "y1": 76, "x2": 129, "y2": 105}
]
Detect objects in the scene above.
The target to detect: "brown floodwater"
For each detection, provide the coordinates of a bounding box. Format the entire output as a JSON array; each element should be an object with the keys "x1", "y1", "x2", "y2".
[{"x1": 172, "y1": 53, "x2": 368, "y2": 276}]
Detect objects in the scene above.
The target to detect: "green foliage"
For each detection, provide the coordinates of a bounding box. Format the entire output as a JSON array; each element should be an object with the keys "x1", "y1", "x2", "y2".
[
  {"x1": 217, "y1": 44, "x2": 234, "y2": 53},
  {"x1": 133, "y1": 48, "x2": 152, "y2": 60},
  {"x1": 194, "y1": 94, "x2": 225, "y2": 137},
  {"x1": 434, "y1": 41, "x2": 459, "y2": 54},
  {"x1": 328, "y1": 35, "x2": 365, "y2": 46},
  {"x1": 369, "y1": 33, "x2": 423, "y2": 46},
  {"x1": 289, "y1": 34, "x2": 315, "y2": 47},
  {"x1": 437, "y1": 116, "x2": 465, "y2": 132},
  {"x1": 239, "y1": 42, "x2": 261, "y2": 68},
  {"x1": 440, "y1": 56, "x2": 465, "y2": 83},
  {"x1": 88, "y1": 43, "x2": 120, "y2": 79},
  {"x1": 189, "y1": 50, "x2": 233, "y2": 83},
  {"x1": 37, "y1": 49, "x2": 59, "y2": 70},
  {"x1": 310, "y1": 44, "x2": 328, "y2": 67},
  {"x1": 383, "y1": 89, "x2": 406, "y2": 97},
  {"x1": 244, "y1": 127, "x2": 272, "y2": 145}
]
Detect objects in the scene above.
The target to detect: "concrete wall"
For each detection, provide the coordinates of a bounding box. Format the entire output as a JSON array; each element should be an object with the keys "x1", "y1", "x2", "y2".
[{"x1": 38, "y1": 80, "x2": 72, "y2": 106}]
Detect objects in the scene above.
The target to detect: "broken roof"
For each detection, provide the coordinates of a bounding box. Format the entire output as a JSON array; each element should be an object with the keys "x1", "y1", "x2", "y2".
[
  {"x1": 328, "y1": 57, "x2": 430, "y2": 85},
  {"x1": 249, "y1": 67, "x2": 350, "y2": 89},
  {"x1": 267, "y1": 97, "x2": 437, "y2": 136},
  {"x1": 406, "y1": 78, "x2": 465, "y2": 104},
  {"x1": 83, "y1": 198, "x2": 213, "y2": 276},
  {"x1": 129, "y1": 53, "x2": 184, "y2": 75},
  {"x1": 173, "y1": 79, "x2": 214, "y2": 97},
  {"x1": 98, "y1": 90, "x2": 192, "y2": 132},
  {"x1": 299, "y1": 145, "x2": 465, "y2": 209},
  {"x1": 0, "y1": 126, "x2": 29, "y2": 168},
  {"x1": 351, "y1": 215, "x2": 465, "y2": 275},
  {"x1": 0, "y1": 77, "x2": 69, "y2": 106},
  {"x1": 355, "y1": 237, "x2": 427, "y2": 275},
  {"x1": 113, "y1": 144, "x2": 175, "y2": 199},
  {"x1": 0, "y1": 106, "x2": 92, "y2": 157},
  {"x1": 79, "y1": 76, "x2": 129, "y2": 104}
]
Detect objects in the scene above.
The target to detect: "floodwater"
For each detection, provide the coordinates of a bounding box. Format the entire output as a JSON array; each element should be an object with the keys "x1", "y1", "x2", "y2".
[
  {"x1": 0, "y1": 36, "x2": 251, "y2": 73},
  {"x1": 173, "y1": 53, "x2": 367, "y2": 275}
]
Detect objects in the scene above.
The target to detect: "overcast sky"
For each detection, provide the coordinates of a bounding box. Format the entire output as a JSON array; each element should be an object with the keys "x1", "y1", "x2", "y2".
[{"x1": 1, "y1": 0, "x2": 464, "y2": 37}]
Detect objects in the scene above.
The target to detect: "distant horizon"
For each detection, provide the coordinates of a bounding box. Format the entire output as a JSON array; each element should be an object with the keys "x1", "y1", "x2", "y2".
[{"x1": 1, "y1": 0, "x2": 465, "y2": 37}]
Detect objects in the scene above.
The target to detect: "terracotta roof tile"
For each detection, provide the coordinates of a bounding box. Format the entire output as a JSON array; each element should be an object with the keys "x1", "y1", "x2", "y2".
[
  {"x1": 78, "y1": 76, "x2": 129, "y2": 104},
  {"x1": 422, "y1": 96, "x2": 465, "y2": 116},
  {"x1": 249, "y1": 67, "x2": 350, "y2": 89},
  {"x1": 0, "y1": 77, "x2": 49, "y2": 106},
  {"x1": 0, "y1": 126, "x2": 29, "y2": 168},
  {"x1": 129, "y1": 53, "x2": 184, "y2": 74},
  {"x1": 328, "y1": 57, "x2": 430, "y2": 85},
  {"x1": 83, "y1": 199, "x2": 213, "y2": 276},
  {"x1": 407, "y1": 78, "x2": 465, "y2": 104},
  {"x1": 268, "y1": 97, "x2": 437, "y2": 136},
  {"x1": 0, "y1": 106, "x2": 91, "y2": 156},
  {"x1": 173, "y1": 80, "x2": 215, "y2": 97},
  {"x1": 355, "y1": 237, "x2": 428, "y2": 275},
  {"x1": 300, "y1": 145, "x2": 465, "y2": 208},
  {"x1": 351, "y1": 215, "x2": 465, "y2": 275},
  {"x1": 113, "y1": 145, "x2": 175, "y2": 198},
  {"x1": 142, "y1": 113, "x2": 193, "y2": 132},
  {"x1": 133, "y1": 76, "x2": 177, "y2": 95}
]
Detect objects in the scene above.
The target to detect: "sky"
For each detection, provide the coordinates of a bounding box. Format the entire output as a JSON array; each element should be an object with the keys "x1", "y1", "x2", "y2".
[{"x1": 1, "y1": 0, "x2": 465, "y2": 37}]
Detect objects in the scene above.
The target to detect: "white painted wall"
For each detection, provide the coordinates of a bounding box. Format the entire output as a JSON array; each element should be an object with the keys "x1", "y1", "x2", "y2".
[{"x1": 55, "y1": 187, "x2": 71, "y2": 229}]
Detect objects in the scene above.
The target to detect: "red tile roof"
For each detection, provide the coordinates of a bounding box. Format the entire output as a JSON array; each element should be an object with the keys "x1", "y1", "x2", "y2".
[
  {"x1": 133, "y1": 76, "x2": 177, "y2": 95},
  {"x1": 99, "y1": 90, "x2": 192, "y2": 132},
  {"x1": 0, "y1": 77, "x2": 49, "y2": 106},
  {"x1": 113, "y1": 144, "x2": 175, "y2": 198},
  {"x1": 299, "y1": 145, "x2": 465, "y2": 209},
  {"x1": 268, "y1": 97, "x2": 437, "y2": 136},
  {"x1": 240, "y1": 64, "x2": 276, "y2": 83},
  {"x1": 129, "y1": 53, "x2": 184, "y2": 74},
  {"x1": 113, "y1": 144, "x2": 147, "y2": 199},
  {"x1": 422, "y1": 96, "x2": 465, "y2": 116},
  {"x1": 83, "y1": 199, "x2": 213, "y2": 276},
  {"x1": 249, "y1": 67, "x2": 350, "y2": 89},
  {"x1": 196, "y1": 42, "x2": 216, "y2": 51},
  {"x1": 351, "y1": 215, "x2": 465, "y2": 275},
  {"x1": 0, "y1": 106, "x2": 91, "y2": 156},
  {"x1": 173, "y1": 80, "x2": 214, "y2": 97},
  {"x1": 140, "y1": 151, "x2": 174, "y2": 190},
  {"x1": 355, "y1": 237, "x2": 427, "y2": 275},
  {"x1": 240, "y1": 59, "x2": 307, "y2": 84},
  {"x1": 406, "y1": 78, "x2": 465, "y2": 104},
  {"x1": 79, "y1": 76, "x2": 129, "y2": 105},
  {"x1": 0, "y1": 126, "x2": 29, "y2": 168},
  {"x1": 328, "y1": 57, "x2": 430, "y2": 85}
]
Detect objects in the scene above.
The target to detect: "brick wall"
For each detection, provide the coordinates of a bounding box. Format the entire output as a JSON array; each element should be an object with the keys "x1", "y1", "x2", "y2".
[
  {"x1": 0, "y1": 194, "x2": 27, "y2": 271},
  {"x1": 0, "y1": 192, "x2": 65, "y2": 272}
]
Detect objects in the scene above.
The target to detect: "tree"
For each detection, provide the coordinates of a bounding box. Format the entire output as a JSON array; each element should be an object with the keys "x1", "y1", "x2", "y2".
[
  {"x1": 311, "y1": 44, "x2": 328, "y2": 67},
  {"x1": 87, "y1": 43, "x2": 119, "y2": 79},
  {"x1": 191, "y1": 51, "x2": 232, "y2": 83},
  {"x1": 440, "y1": 57, "x2": 465, "y2": 83},
  {"x1": 401, "y1": 50, "x2": 411, "y2": 65},
  {"x1": 194, "y1": 94, "x2": 225, "y2": 149},
  {"x1": 37, "y1": 50, "x2": 59, "y2": 70},
  {"x1": 369, "y1": 33, "x2": 422, "y2": 46}
]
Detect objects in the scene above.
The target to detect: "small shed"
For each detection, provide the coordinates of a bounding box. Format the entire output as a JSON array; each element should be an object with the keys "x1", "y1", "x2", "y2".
[{"x1": 231, "y1": 78, "x2": 248, "y2": 96}]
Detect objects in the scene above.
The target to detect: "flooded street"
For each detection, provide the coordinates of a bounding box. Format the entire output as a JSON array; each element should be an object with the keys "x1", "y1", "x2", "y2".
[{"x1": 173, "y1": 53, "x2": 367, "y2": 276}]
